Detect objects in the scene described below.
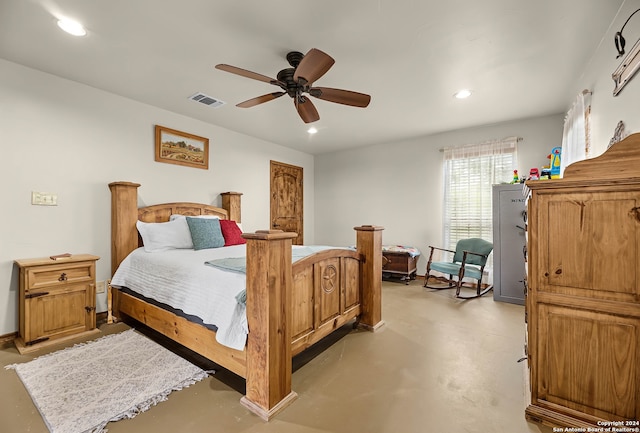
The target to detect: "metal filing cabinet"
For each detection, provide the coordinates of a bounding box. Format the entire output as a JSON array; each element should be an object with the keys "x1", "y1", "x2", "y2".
[{"x1": 492, "y1": 184, "x2": 527, "y2": 305}]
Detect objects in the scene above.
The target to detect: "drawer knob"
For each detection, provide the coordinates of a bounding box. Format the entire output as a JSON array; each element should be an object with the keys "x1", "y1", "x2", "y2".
[{"x1": 58, "y1": 272, "x2": 67, "y2": 281}]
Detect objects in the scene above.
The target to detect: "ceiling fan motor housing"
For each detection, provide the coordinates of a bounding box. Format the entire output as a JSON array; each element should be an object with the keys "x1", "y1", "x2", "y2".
[
  {"x1": 276, "y1": 68, "x2": 301, "y2": 98},
  {"x1": 286, "y1": 51, "x2": 304, "y2": 67}
]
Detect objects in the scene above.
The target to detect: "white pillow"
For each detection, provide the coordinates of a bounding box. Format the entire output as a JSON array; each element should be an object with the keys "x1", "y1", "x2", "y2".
[
  {"x1": 168, "y1": 214, "x2": 240, "y2": 233},
  {"x1": 136, "y1": 218, "x2": 194, "y2": 252},
  {"x1": 169, "y1": 214, "x2": 220, "y2": 222}
]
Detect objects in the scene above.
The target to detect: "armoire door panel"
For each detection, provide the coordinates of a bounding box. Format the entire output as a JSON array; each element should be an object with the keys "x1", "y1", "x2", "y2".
[
  {"x1": 541, "y1": 194, "x2": 639, "y2": 298},
  {"x1": 538, "y1": 304, "x2": 638, "y2": 419}
]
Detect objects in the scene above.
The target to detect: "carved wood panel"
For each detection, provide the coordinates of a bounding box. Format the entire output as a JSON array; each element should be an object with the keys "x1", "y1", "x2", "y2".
[{"x1": 315, "y1": 258, "x2": 341, "y2": 324}]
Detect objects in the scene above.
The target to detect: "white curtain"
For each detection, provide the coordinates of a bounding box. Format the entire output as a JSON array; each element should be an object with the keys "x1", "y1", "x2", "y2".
[
  {"x1": 442, "y1": 137, "x2": 519, "y2": 283},
  {"x1": 560, "y1": 91, "x2": 591, "y2": 176}
]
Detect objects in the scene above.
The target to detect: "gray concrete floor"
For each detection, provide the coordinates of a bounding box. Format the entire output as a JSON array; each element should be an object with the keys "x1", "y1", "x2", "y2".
[{"x1": 0, "y1": 280, "x2": 553, "y2": 433}]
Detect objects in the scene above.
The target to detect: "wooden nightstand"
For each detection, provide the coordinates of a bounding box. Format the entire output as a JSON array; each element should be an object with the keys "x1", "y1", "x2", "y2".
[{"x1": 14, "y1": 254, "x2": 100, "y2": 354}]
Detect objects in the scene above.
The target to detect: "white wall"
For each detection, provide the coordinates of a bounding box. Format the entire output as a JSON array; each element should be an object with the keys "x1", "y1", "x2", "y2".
[
  {"x1": 4, "y1": 0, "x2": 639, "y2": 336},
  {"x1": 314, "y1": 114, "x2": 563, "y2": 274},
  {"x1": 0, "y1": 59, "x2": 314, "y2": 335},
  {"x1": 572, "y1": 0, "x2": 640, "y2": 155},
  {"x1": 314, "y1": 0, "x2": 640, "y2": 276}
]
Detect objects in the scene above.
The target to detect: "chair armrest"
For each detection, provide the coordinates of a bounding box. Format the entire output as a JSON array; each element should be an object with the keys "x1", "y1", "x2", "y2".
[
  {"x1": 460, "y1": 250, "x2": 490, "y2": 269},
  {"x1": 462, "y1": 250, "x2": 488, "y2": 259},
  {"x1": 428, "y1": 246, "x2": 456, "y2": 254},
  {"x1": 426, "y1": 246, "x2": 456, "y2": 270}
]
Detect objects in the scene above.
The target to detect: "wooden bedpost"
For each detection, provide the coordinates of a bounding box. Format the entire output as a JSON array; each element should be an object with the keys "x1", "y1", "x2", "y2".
[
  {"x1": 240, "y1": 229, "x2": 298, "y2": 420},
  {"x1": 354, "y1": 225, "x2": 385, "y2": 331},
  {"x1": 108, "y1": 182, "x2": 141, "y2": 276},
  {"x1": 221, "y1": 191, "x2": 242, "y2": 223}
]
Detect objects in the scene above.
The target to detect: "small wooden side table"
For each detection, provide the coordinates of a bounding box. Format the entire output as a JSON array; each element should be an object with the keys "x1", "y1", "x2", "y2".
[{"x1": 14, "y1": 254, "x2": 100, "y2": 354}]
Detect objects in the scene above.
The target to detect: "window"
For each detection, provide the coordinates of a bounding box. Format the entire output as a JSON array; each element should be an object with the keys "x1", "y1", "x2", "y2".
[
  {"x1": 442, "y1": 138, "x2": 518, "y2": 258},
  {"x1": 560, "y1": 90, "x2": 591, "y2": 176}
]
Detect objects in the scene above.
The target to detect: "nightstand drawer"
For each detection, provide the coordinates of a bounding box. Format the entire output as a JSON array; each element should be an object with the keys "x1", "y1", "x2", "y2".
[{"x1": 25, "y1": 262, "x2": 94, "y2": 290}]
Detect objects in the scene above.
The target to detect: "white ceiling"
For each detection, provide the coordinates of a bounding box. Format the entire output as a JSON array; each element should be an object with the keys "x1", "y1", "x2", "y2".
[{"x1": 0, "y1": 0, "x2": 625, "y2": 154}]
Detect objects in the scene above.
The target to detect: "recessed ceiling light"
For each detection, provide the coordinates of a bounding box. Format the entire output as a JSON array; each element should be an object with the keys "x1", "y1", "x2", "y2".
[
  {"x1": 307, "y1": 127, "x2": 318, "y2": 134},
  {"x1": 57, "y1": 18, "x2": 87, "y2": 36},
  {"x1": 454, "y1": 89, "x2": 472, "y2": 99}
]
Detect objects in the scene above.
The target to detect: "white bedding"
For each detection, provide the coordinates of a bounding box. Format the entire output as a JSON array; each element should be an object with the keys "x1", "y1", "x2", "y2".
[{"x1": 110, "y1": 245, "x2": 249, "y2": 350}]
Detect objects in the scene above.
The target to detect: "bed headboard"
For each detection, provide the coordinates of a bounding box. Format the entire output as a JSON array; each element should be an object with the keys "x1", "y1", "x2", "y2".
[
  {"x1": 138, "y1": 202, "x2": 229, "y2": 222},
  {"x1": 108, "y1": 181, "x2": 242, "y2": 275}
]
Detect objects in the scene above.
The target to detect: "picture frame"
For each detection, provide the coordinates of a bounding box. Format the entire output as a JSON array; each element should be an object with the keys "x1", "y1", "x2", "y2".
[{"x1": 154, "y1": 125, "x2": 209, "y2": 169}]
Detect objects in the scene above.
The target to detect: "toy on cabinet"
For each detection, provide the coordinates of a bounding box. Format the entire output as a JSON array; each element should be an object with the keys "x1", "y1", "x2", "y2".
[{"x1": 549, "y1": 147, "x2": 561, "y2": 178}]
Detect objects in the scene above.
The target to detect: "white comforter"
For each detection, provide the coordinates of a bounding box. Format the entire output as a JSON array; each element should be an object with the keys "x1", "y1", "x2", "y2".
[{"x1": 110, "y1": 245, "x2": 248, "y2": 350}]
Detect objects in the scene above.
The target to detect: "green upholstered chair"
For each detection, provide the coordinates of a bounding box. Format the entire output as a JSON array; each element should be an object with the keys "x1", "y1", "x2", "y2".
[{"x1": 423, "y1": 238, "x2": 493, "y2": 299}]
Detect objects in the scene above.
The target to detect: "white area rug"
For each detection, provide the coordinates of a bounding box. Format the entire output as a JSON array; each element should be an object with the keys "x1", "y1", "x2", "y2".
[{"x1": 6, "y1": 329, "x2": 209, "y2": 433}]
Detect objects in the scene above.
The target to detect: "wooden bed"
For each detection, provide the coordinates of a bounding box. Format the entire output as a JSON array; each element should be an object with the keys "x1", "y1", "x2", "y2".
[{"x1": 108, "y1": 181, "x2": 384, "y2": 420}]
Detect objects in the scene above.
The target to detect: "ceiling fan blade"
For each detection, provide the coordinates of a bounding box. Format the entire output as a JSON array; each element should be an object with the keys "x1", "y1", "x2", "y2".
[
  {"x1": 237, "y1": 92, "x2": 286, "y2": 108},
  {"x1": 293, "y1": 48, "x2": 335, "y2": 84},
  {"x1": 310, "y1": 87, "x2": 371, "y2": 108},
  {"x1": 215, "y1": 64, "x2": 282, "y2": 86},
  {"x1": 295, "y1": 97, "x2": 320, "y2": 123}
]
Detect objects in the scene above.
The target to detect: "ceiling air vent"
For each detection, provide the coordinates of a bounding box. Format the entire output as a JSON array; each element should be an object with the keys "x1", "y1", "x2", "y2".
[{"x1": 189, "y1": 93, "x2": 225, "y2": 108}]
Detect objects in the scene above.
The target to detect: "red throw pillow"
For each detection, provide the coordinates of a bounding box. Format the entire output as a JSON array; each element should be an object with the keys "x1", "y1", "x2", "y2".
[{"x1": 219, "y1": 220, "x2": 246, "y2": 246}]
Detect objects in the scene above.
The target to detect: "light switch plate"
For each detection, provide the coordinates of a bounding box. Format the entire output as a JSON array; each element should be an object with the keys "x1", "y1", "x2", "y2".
[
  {"x1": 96, "y1": 281, "x2": 106, "y2": 294},
  {"x1": 31, "y1": 191, "x2": 58, "y2": 206}
]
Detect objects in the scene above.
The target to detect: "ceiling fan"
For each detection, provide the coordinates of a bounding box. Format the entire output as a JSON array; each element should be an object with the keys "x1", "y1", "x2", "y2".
[{"x1": 215, "y1": 48, "x2": 371, "y2": 123}]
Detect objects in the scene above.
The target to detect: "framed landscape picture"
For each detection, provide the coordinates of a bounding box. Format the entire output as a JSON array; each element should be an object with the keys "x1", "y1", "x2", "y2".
[{"x1": 155, "y1": 125, "x2": 209, "y2": 169}]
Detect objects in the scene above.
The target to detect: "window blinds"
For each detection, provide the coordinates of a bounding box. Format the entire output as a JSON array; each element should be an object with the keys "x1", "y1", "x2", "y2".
[{"x1": 442, "y1": 138, "x2": 518, "y2": 253}]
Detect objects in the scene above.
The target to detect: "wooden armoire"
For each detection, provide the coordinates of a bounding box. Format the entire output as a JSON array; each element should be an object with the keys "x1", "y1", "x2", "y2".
[{"x1": 525, "y1": 133, "x2": 640, "y2": 428}]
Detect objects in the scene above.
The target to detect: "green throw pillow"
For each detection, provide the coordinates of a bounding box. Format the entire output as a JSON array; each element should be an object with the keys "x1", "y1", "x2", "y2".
[{"x1": 186, "y1": 217, "x2": 225, "y2": 250}]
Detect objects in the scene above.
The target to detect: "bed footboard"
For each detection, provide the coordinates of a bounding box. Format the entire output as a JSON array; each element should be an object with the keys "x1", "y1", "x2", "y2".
[
  {"x1": 290, "y1": 249, "x2": 362, "y2": 354},
  {"x1": 240, "y1": 225, "x2": 384, "y2": 420}
]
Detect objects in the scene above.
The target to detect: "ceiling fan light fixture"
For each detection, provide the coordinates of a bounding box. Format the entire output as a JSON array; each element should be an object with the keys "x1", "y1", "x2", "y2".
[
  {"x1": 307, "y1": 127, "x2": 318, "y2": 134},
  {"x1": 454, "y1": 89, "x2": 472, "y2": 99},
  {"x1": 57, "y1": 18, "x2": 86, "y2": 36}
]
